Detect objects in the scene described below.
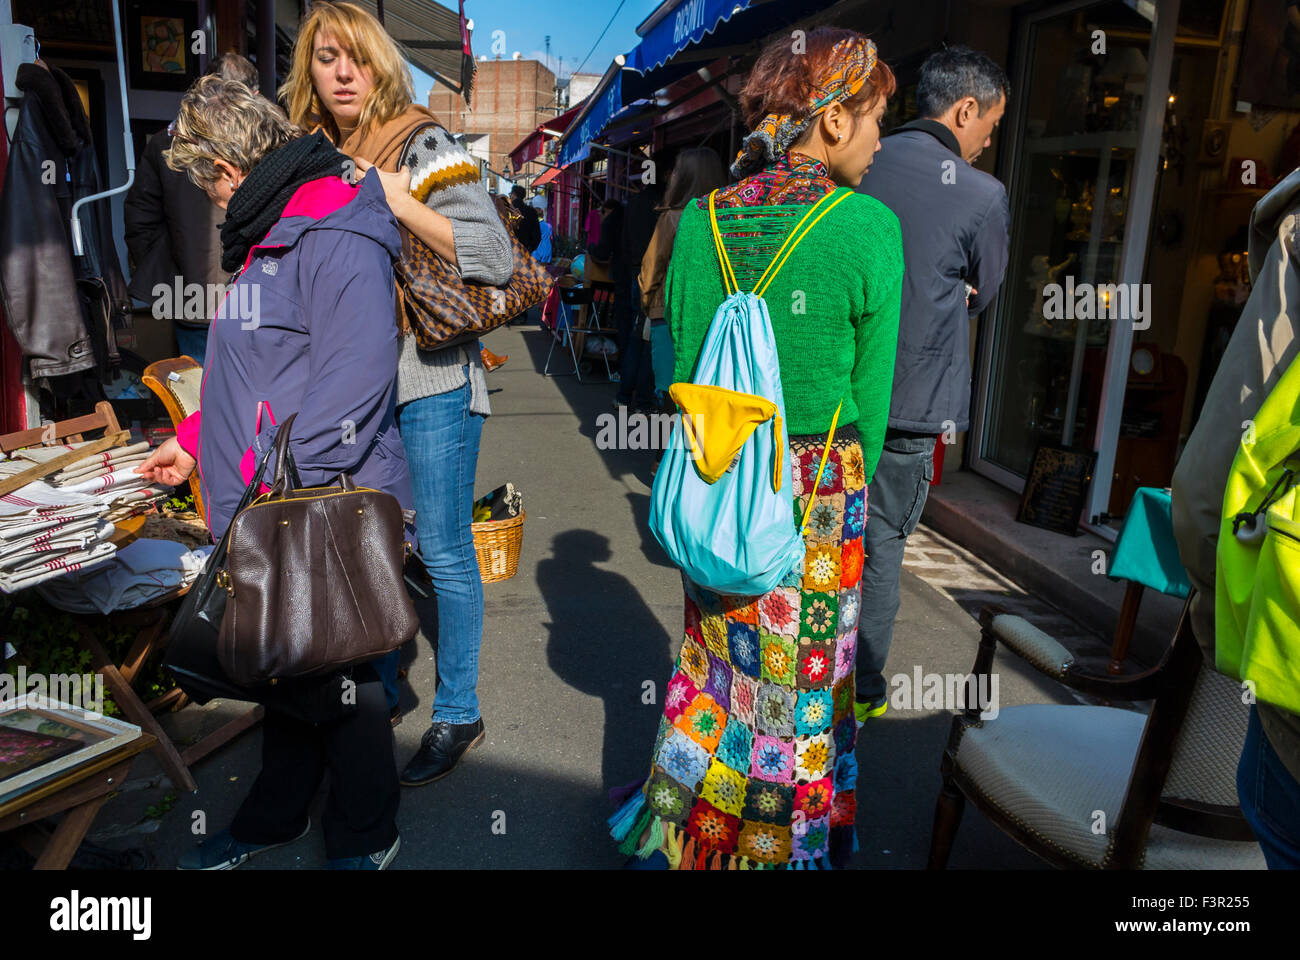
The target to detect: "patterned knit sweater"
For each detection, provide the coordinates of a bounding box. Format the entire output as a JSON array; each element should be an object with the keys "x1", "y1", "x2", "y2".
[
  {"x1": 667, "y1": 156, "x2": 903, "y2": 484},
  {"x1": 395, "y1": 123, "x2": 513, "y2": 412}
]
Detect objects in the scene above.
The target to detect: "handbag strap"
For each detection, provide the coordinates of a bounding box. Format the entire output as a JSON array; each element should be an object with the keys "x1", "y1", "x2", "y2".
[{"x1": 269, "y1": 412, "x2": 301, "y2": 493}]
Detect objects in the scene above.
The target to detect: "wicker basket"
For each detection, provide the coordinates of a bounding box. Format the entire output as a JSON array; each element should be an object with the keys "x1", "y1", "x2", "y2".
[{"x1": 472, "y1": 511, "x2": 525, "y2": 583}]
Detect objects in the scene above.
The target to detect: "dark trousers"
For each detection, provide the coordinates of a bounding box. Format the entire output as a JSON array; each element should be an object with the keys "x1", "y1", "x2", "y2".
[
  {"x1": 854, "y1": 429, "x2": 936, "y2": 705},
  {"x1": 230, "y1": 664, "x2": 399, "y2": 860},
  {"x1": 617, "y1": 312, "x2": 656, "y2": 405},
  {"x1": 611, "y1": 268, "x2": 637, "y2": 356},
  {"x1": 1238, "y1": 705, "x2": 1300, "y2": 869}
]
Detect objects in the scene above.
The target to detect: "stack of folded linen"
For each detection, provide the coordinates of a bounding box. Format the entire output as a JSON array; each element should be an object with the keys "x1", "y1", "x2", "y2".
[
  {"x1": 38, "y1": 539, "x2": 213, "y2": 614},
  {"x1": 0, "y1": 440, "x2": 166, "y2": 594},
  {"x1": 44, "y1": 441, "x2": 153, "y2": 497}
]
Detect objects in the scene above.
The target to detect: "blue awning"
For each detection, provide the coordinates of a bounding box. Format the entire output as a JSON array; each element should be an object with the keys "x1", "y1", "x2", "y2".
[
  {"x1": 554, "y1": 0, "x2": 839, "y2": 169},
  {"x1": 557, "y1": 68, "x2": 625, "y2": 168},
  {"x1": 630, "y1": 0, "x2": 756, "y2": 75}
]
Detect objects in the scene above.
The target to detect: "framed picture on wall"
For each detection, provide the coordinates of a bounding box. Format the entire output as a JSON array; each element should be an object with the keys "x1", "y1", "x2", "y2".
[
  {"x1": 11, "y1": 0, "x2": 115, "y2": 58},
  {"x1": 125, "y1": 0, "x2": 200, "y2": 92}
]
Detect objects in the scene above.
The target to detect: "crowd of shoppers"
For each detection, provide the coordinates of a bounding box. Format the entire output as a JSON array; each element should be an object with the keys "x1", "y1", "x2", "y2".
[{"x1": 114, "y1": 0, "x2": 1296, "y2": 873}]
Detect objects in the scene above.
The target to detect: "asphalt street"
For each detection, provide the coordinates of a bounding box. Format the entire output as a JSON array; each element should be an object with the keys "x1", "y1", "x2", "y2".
[{"x1": 101, "y1": 321, "x2": 1080, "y2": 869}]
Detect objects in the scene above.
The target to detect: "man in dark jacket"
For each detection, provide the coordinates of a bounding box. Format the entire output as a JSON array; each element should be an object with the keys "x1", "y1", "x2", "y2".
[
  {"x1": 853, "y1": 46, "x2": 1011, "y2": 720},
  {"x1": 509, "y1": 185, "x2": 542, "y2": 252},
  {"x1": 612, "y1": 171, "x2": 664, "y2": 408},
  {"x1": 124, "y1": 53, "x2": 260, "y2": 366}
]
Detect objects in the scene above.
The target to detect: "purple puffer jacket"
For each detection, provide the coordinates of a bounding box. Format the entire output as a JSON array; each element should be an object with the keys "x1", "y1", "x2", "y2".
[{"x1": 185, "y1": 172, "x2": 414, "y2": 542}]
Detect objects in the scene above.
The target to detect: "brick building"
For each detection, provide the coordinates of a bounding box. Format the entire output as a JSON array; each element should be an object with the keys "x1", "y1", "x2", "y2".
[{"x1": 429, "y1": 58, "x2": 559, "y2": 179}]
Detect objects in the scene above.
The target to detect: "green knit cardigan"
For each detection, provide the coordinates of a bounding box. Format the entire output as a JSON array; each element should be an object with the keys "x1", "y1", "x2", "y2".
[{"x1": 665, "y1": 191, "x2": 904, "y2": 485}]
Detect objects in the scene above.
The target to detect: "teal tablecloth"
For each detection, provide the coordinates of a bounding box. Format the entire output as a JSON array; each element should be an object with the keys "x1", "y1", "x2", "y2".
[{"x1": 1108, "y1": 486, "x2": 1192, "y2": 598}]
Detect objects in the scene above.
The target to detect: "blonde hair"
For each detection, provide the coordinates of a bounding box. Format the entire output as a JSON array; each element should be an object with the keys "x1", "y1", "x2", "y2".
[
  {"x1": 281, "y1": 1, "x2": 415, "y2": 141},
  {"x1": 164, "y1": 75, "x2": 300, "y2": 191}
]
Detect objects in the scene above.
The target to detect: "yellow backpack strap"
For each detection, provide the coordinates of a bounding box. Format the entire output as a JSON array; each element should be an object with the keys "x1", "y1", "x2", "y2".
[
  {"x1": 754, "y1": 188, "x2": 854, "y2": 298},
  {"x1": 801, "y1": 399, "x2": 844, "y2": 535},
  {"x1": 707, "y1": 190, "x2": 740, "y2": 296}
]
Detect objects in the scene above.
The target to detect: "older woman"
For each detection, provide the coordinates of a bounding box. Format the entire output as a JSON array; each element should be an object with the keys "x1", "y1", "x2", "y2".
[
  {"x1": 280, "y1": 1, "x2": 513, "y2": 785},
  {"x1": 137, "y1": 75, "x2": 409, "y2": 869},
  {"x1": 614, "y1": 27, "x2": 902, "y2": 869}
]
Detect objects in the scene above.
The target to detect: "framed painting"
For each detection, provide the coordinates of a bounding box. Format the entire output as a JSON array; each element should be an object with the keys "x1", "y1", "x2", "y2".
[
  {"x1": 0, "y1": 696, "x2": 141, "y2": 804},
  {"x1": 125, "y1": 0, "x2": 200, "y2": 92}
]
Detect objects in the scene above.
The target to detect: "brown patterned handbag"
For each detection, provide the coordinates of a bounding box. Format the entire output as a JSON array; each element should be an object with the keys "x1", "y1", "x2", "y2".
[{"x1": 393, "y1": 128, "x2": 553, "y2": 351}]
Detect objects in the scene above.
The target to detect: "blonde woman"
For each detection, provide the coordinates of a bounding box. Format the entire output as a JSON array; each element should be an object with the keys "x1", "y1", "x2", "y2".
[{"x1": 281, "y1": 1, "x2": 512, "y2": 786}]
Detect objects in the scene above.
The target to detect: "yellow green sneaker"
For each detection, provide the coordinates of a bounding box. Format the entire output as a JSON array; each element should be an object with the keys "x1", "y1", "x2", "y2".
[{"x1": 854, "y1": 698, "x2": 888, "y2": 724}]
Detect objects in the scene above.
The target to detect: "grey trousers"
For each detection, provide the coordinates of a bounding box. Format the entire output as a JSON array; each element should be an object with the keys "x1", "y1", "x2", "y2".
[{"x1": 854, "y1": 429, "x2": 936, "y2": 705}]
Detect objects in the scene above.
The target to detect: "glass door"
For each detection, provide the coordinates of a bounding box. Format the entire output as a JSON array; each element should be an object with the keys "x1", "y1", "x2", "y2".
[{"x1": 970, "y1": 0, "x2": 1178, "y2": 526}]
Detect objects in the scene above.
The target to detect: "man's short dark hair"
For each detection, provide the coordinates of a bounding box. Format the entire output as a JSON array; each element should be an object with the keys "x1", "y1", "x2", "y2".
[
  {"x1": 917, "y1": 45, "x2": 1009, "y2": 119},
  {"x1": 206, "y1": 52, "x2": 260, "y2": 92},
  {"x1": 510, "y1": 185, "x2": 526, "y2": 200}
]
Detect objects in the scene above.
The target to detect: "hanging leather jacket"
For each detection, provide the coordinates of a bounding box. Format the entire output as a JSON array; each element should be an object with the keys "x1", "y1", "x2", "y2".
[{"x1": 0, "y1": 62, "x2": 131, "y2": 384}]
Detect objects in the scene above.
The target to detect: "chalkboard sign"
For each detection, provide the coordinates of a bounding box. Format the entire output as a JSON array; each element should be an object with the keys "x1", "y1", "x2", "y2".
[{"x1": 1016, "y1": 444, "x2": 1096, "y2": 536}]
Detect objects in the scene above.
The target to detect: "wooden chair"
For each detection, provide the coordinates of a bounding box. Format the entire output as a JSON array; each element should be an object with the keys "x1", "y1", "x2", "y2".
[
  {"x1": 0, "y1": 403, "x2": 133, "y2": 512},
  {"x1": 928, "y1": 599, "x2": 1266, "y2": 869},
  {"x1": 141, "y1": 356, "x2": 204, "y2": 520}
]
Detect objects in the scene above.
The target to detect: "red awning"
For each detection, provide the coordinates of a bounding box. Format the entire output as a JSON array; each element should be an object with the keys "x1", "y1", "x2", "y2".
[
  {"x1": 507, "y1": 101, "x2": 586, "y2": 172},
  {"x1": 531, "y1": 165, "x2": 563, "y2": 187}
]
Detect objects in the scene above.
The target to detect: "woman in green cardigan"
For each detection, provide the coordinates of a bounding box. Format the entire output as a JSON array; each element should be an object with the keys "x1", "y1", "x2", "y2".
[{"x1": 613, "y1": 27, "x2": 903, "y2": 869}]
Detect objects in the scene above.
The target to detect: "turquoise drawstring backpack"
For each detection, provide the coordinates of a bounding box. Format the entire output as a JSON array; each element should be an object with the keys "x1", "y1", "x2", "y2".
[{"x1": 650, "y1": 188, "x2": 848, "y2": 595}]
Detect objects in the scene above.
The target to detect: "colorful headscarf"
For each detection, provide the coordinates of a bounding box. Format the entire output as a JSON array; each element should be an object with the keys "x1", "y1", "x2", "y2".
[{"x1": 731, "y1": 36, "x2": 878, "y2": 179}]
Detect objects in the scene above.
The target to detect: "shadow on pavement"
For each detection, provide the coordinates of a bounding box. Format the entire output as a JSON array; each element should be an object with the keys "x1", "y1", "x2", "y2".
[{"x1": 538, "y1": 529, "x2": 675, "y2": 791}]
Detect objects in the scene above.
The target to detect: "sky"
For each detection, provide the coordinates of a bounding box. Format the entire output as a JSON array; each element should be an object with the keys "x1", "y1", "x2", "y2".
[{"x1": 410, "y1": 0, "x2": 663, "y2": 103}]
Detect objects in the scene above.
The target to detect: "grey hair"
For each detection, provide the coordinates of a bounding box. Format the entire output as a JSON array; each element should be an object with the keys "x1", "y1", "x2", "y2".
[
  {"x1": 916, "y1": 45, "x2": 1009, "y2": 119},
  {"x1": 164, "y1": 75, "x2": 300, "y2": 192}
]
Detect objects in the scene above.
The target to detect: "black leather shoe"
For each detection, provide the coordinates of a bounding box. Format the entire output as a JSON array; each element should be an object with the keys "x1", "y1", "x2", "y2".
[{"x1": 400, "y1": 719, "x2": 485, "y2": 786}]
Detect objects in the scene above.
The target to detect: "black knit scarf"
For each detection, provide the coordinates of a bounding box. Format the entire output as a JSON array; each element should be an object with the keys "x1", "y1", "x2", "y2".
[{"x1": 220, "y1": 131, "x2": 349, "y2": 273}]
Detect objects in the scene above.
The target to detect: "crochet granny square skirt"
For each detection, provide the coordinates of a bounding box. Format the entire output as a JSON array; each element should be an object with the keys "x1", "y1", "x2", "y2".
[{"x1": 612, "y1": 425, "x2": 866, "y2": 869}]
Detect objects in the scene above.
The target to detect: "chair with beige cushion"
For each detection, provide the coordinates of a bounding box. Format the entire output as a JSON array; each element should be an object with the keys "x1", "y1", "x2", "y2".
[
  {"x1": 928, "y1": 600, "x2": 1266, "y2": 869},
  {"x1": 141, "y1": 356, "x2": 204, "y2": 520}
]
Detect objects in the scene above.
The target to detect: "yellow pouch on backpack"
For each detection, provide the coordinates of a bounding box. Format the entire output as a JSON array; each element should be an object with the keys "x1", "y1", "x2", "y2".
[{"x1": 669, "y1": 383, "x2": 781, "y2": 489}]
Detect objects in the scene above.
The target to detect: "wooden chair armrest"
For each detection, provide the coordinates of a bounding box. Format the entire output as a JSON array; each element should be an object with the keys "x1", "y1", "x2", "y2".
[{"x1": 975, "y1": 605, "x2": 1170, "y2": 703}]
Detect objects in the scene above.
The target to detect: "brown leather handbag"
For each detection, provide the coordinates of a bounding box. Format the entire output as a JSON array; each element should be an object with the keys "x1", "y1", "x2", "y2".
[
  {"x1": 215, "y1": 414, "x2": 419, "y2": 686},
  {"x1": 393, "y1": 125, "x2": 554, "y2": 351}
]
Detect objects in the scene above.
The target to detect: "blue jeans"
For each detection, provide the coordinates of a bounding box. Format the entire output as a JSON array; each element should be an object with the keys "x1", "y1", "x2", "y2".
[
  {"x1": 1238, "y1": 705, "x2": 1300, "y2": 869},
  {"x1": 175, "y1": 324, "x2": 208, "y2": 367},
  {"x1": 395, "y1": 371, "x2": 485, "y2": 725}
]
